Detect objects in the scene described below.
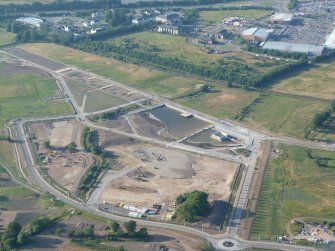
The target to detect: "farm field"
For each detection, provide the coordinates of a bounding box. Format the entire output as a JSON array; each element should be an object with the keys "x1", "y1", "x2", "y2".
[
  {"x1": 84, "y1": 90, "x2": 127, "y2": 113},
  {"x1": 242, "y1": 95, "x2": 327, "y2": 137},
  {"x1": 199, "y1": 9, "x2": 272, "y2": 23},
  {"x1": 0, "y1": 62, "x2": 72, "y2": 129},
  {"x1": 0, "y1": 28, "x2": 15, "y2": 46},
  {"x1": 272, "y1": 60, "x2": 335, "y2": 100},
  {"x1": 251, "y1": 145, "x2": 335, "y2": 240},
  {"x1": 20, "y1": 43, "x2": 206, "y2": 98}
]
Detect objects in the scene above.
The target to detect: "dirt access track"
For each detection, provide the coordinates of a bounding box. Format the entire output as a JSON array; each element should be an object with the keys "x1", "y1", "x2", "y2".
[{"x1": 27, "y1": 120, "x2": 93, "y2": 192}]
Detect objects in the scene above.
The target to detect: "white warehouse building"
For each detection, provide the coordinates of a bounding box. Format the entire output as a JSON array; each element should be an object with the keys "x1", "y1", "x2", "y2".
[{"x1": 16, "y1": 17, "x2": 44, "y2": 28}]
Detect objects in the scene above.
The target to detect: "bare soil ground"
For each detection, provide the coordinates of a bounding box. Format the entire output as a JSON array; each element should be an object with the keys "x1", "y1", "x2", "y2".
[
  {"x1": 0, "y1": 211, "x2": 17, "y2": 232},
  {"x1": 128, "y1": 112, "x2": 174, "y2": 141},
  {"x1": 28, "y1": 120, "x2": 93, "y2": 192},
  {"x1": 1, "y1": 62, "x2": 52, "y2": 78},
  {"x1": 100, "y1": 116, "x2": 133, "y2": 133},
  {"x1": 99, "y1": 144, "x2": 237, "y2": 215}
]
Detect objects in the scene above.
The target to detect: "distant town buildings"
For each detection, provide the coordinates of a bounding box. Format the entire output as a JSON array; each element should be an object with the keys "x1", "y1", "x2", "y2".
[
  {"x1": 193, "y1": 36, "x2": 214, "y2": 45},
  {"x1": 157, "y1": 25, "x2": 180, "y2": 35},
  {"x1": 132, "y1": 16, "x2": 152, "y2": 25},
  {"x1": 155, "y1": 12, "x2": 180, "y2": 25},
  {"x1": 16, "y1": 17, "x2": 44, "y2": 28}
]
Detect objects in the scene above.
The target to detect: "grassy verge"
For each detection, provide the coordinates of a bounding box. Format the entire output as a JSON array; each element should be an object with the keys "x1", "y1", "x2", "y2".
[
  {"x1": 271, "y1": 59, "x2": 335, "y2": 100},
  {"x1": 0, "y1": 28, "x2": 15, "y2": 46},
  {"x1": 251, "y1": 145, "x2": 335, "y2": 240},
  {"x1": 20, "y1": 43, "x2": 206, "y2": 98},
  {"x1": 0, "y1": 71, "x2": 72, "y2": 129},
  {"x1": 242, "y1": 95, "x2": 327, "y2": 138},
  {"x1": 199, "y1": 9, "x2": 272, "y2": 23}
]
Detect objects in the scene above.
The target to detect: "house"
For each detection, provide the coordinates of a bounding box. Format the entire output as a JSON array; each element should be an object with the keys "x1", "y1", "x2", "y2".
[
  {"x1": 132, "y1": 16, "x2": 152, "y2": 25},
  {"x1": 157, "y1": 25, "x2": 180, "y2": 35},
  {"x1": 89, "y1": 27, "x2": 105, "y2": 34},
  {"x1": 155, "y1": 13, "x2": 180, "y2": 24},
  {"x1": 193, "y1": 36, "x2": 214, "y2": 45},
  {"x1": 82, "y1": 21, "x2": 90, "y2": 28}
]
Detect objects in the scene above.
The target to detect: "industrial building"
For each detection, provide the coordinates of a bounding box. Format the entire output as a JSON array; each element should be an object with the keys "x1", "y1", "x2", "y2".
[
  {"x1": 262, "y1": 41, "x2": 324, "y2": 56},
  {"x1": 270, "y1": 13, "x2": 294, "y2": 24},
  {"x1": 325, "y1": 28, "x2": 335, "y2": 49},
  {"x1": 16, "y1": 17, "x2": 44, "y2": 28},
  {"x1": 211, "y1": 131, "x2": 229, "y2": 142},
  {"x1": 241, "y1": 28, "x2": 271, "y2": 42}
]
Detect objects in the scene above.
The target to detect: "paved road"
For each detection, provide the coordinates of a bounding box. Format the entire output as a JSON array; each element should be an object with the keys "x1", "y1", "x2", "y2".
[{"x1": 3, "y1": 48, "x2": 328, "y2": 250}]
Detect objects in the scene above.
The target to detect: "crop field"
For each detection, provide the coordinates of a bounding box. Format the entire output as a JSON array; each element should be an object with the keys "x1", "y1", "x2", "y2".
[
  {"x1": 272, "y1": 60, "x2": 335, "y2": 100},
  {"x1": 242, "y1": 95, "x2": 327, "y2": 137},
  {"x1": 176, "y1": 85, "x2": 260, "y2": 119},
  {"x1": 0, "y1": 28, "x2": 15, "y2": 46},
  {"x1": 20, "y1": 43, "x2": 206, "y2": 98},
  {"x1": 199, "y1": 9, "x2": 272, "y2": 23},
  {"x1": 251, "y1": 145, "x2": 335, "y2": 239},
  {"x1": 0, "y1": 62, "x2": 72, "y2": 129}
]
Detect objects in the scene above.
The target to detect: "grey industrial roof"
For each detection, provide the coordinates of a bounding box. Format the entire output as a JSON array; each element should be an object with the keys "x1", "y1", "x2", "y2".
[
  {"x1": 16, "y1": 17, "x2": 44, "y2": 27},
  {"x1": 270, "y1": 13, "x2": 294, "y2": 22},
  {"x1": 262, "y1": 41, "x2": 324, "y2": 56},
  {"x1": 241, "y1": 27, "x2": 270, "y2": 40},
  {"x1": 325, "y1": 28, "x2": 335, "y2": 49}
]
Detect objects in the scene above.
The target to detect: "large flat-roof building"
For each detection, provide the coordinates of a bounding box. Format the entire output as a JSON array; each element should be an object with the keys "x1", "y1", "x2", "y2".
[
  {"x1": 270, "y1": 13, "x2": 294, "y2": 24},
  {"x1": 262, "y1": 41, "x2": 324, "y2": 56},
  {"x1": 241, "y1": 28, "x2": 270, "y2": 42},
  {"x1": 325, "y1": 28, "x2": 335, "y2": 49},
  {"x1": 16, "y1": 17, "x2": 44, "y2": 28}
]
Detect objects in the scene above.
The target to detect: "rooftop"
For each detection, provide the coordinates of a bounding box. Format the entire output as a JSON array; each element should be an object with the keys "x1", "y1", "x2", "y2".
[
  {"x1": 270, "y1": 13, "x2": 294, "y2": 22},
  {"x1": 262, "y1": 41, "x2": 324, "y2": 56},
  {"x1": 325, "y1": 28, "x2": 335, "y2": 49}
]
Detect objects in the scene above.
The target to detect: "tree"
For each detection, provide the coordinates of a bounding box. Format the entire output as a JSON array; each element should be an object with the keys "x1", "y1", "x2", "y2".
[
  {"x1": 3, "y1": 222, "x2": 22, "y2": 241},
  {"x1": 17, "y1": 231, "x2": 29, "y2": 245},
  {"x1": 66, "y1": 142, "x2": 77, "y2": 153},
  {"x1": 136, "y1": 227, "x2": 148, "y2": 240},
  {"x1": 197, "y1": 241, "x2": 215, "y2": 251},
  {"x1": 2, "y1": 222, "x2": 22, "y2": 250},
  {"x1": 330, "y1": 99, "x2": 335, "y2": 112},
  {"x1": 83, "y1": 227, "x2": 94, "y2": 238},
  {"x1": 44, "y1": 140, "x2": 51, "y2": 149},
  {"x1": 111, "y1": 221, "x2": 120, "y2": 233},
  {"x1": 123, "y1": 220, "x2": 136, "y2": 236},
  {"x1": 175, "y1": 190, "x2": 210, "y2": 222}
]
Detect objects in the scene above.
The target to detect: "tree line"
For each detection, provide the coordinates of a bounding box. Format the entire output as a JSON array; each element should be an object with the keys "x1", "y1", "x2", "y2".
[
  {"x1": 312, "y1": 100, "x2": 335, "y2": 130},
  {"x1": 69, "y1": 39, "x2": 300, "y2": 87}
]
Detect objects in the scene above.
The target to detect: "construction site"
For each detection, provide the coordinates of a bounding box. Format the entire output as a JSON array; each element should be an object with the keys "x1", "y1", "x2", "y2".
[{"x1": 27, "y1": 119, "x2": 93, "y2": 192}]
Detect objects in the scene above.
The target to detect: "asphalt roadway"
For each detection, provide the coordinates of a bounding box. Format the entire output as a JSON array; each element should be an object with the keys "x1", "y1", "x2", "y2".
[{"x1": 2, "y1": 48, "x2": 329, "y2": 250}]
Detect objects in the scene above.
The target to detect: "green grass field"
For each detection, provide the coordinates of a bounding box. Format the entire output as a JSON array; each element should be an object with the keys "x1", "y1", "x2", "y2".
[
  {"x1": 84, "y1": 90, "x2": 127, "y2": 113},
  {"x1": 0, "y1": 67, "x2": 72, "y2": 129},
  {"x1": 251, "y1": 145, "x2": 335, "y2": 240},
  {"x1": 109, "y1": 32, "x2": 284, "y2": 73},
  {"x1": 20, "y1": 43, "x2": 206, "y2": 98},
  {"x1": 272, "y1": 60, "x2": 335, "y2": 100},
  {"x1": 0, "y1": 28, "x2": 15, "y2": 46},
  {"x1": 199, "y1": 9, "x2": 272, "y2": 23},
  {"x1": 176, "y1": 85, "x2": 260, "y2": 119},
  {"x1": 242, "y1": 95, "x2": 327, "y2": 138}
]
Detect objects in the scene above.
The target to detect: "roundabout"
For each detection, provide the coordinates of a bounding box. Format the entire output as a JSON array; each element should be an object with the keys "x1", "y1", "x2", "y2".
[{"x1": 217, "y1": 238, "x2": 242, "y2": 251}]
